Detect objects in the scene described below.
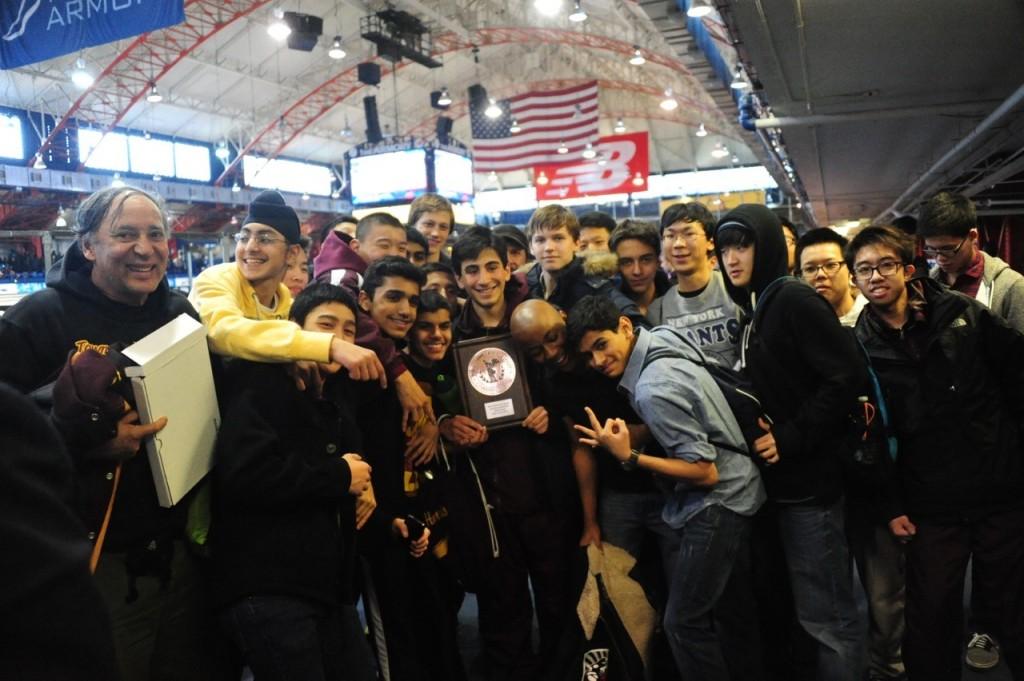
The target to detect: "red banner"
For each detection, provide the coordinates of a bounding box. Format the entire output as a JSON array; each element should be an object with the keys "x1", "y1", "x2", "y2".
[{"x1": 534, "y1": 132, "x2": 649, "y2": 201}]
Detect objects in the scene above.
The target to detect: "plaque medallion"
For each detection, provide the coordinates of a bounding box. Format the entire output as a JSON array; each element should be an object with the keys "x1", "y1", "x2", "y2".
[{"x1": 467, "y1": 347, "x2": 517, "y2": 397}]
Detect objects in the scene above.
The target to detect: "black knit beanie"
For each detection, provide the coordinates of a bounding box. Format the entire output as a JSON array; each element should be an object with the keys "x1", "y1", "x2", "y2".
[{"x1": 243, "y1": 190, "x2": 301, "y2": 244}]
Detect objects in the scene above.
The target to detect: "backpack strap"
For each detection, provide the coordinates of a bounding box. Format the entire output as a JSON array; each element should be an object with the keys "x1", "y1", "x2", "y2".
[
  {"x1": 854, "y1": 336, "x2": 898, "y2": 461},
  {"x1": 638, "y1": 341, "x2": 749, "y2": 457}
]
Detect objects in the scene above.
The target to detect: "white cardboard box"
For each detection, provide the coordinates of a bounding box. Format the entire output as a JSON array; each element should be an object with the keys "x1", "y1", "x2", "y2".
[{"x1": 123, "y1": 314, "x2": 220, "y2": 507}]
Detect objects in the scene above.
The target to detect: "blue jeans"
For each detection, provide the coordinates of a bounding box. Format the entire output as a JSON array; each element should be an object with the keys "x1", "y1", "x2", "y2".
[
  {"x1": 599, "y1": 488, "x2": 681, "y2": 582},
  {"x1": 220, "y1": 596, "x2": 375, "y2": 681},
  {"x1": 663, "y1": 504, "x2": 761, "y2": 681},
  {"x1": 777, "y1": 498, "x2": 866, "y2": 681}
]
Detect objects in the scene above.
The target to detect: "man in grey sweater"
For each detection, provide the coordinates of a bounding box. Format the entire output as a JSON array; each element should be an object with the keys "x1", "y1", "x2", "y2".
[
  {"x1": 920, "y1": 192, "x2": 1024, "y2": 332},
  {"x1": 919, "y1": 190, "x2": 1024, "y2": 672}
]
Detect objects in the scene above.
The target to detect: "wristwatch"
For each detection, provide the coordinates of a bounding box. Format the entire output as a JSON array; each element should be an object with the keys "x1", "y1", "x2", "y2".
[{"x1": 620, "y1": 449, "x2": 641, "y2": 471}]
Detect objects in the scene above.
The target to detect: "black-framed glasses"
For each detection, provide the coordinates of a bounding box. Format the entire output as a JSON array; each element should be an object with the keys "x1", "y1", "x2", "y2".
[
  {"x1": 233, "y1": 230, "x2": 286, "y2": 247},
  {"x1": 800, "y1": 261, "x2": 845, "y2": 278},
  {"x1": 853, "y1": 260, "x2": 903, "y2": 281},
  {"x1": 922, "y1": 236, "x2": 967, "y2": 258}
]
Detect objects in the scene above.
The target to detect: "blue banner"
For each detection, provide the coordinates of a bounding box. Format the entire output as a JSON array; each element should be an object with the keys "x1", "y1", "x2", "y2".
[{"x1": 1, "y1": 0, "x2": 185, "y2": 70}]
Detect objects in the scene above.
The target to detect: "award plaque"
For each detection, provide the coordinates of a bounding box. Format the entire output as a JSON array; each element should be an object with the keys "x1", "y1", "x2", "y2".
[{"x1": 453, "y1": 334, "x2": 533, "y2": 430}]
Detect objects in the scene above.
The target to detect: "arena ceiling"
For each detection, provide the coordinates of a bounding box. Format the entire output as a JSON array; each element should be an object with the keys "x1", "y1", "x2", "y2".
[{"x1": 1, "y1": 0, "x2": 766, "y2": 216}]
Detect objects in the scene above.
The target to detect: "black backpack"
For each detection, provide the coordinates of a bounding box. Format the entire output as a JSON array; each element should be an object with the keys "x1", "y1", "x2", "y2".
[{"x1": 640, "y1": 327, "x2": 772, "y2": 460}]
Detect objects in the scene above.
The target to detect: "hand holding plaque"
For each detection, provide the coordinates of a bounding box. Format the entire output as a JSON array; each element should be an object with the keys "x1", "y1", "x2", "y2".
[{"x1": 453, "y1": 334, "x2": 533, "y2": 430}]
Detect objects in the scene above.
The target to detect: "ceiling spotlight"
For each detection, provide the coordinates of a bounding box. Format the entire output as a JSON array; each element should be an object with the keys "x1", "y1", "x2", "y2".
[
  {"x1": 215, "y1": 140, "x2": 230, "y2": 161},
  {"x1": 341, "y1": 117, "x2": 353, "y2": 137},
  {"x1": 488, "y1": 170, "x2": 498, "y2": 181},
  {"x1": 70, "y1": 57, "x2": 94, "y2": 89},
  {"x1": 32, "y1": 155, "x2": 46, "y2": 170},
  {"x1": 302, "y1": 192, "x2": 310, "y2": 201},
  {"x1": 152, "y1": 174, "x2": 163, "y2": 182},
  {"x1": 796, "y1": 202, "x2": 803, "y2": 209},
  {"x1": 146, "y1": 82, "x2": 163, "y2": 103},
  {"x1": 268, "y1": 8, "x2": 291, "y2": 41},
  {"x1": 596, "y1": 153, "x2": 608, "y2": 166},
  {"x1": 143, "y1": 130, "x2": 152, "y2": 140},
  {"x1": 629, "y1": 47, "x2": 646, "y2": 66},
  {"x1": 484, "y1": 98, "x2": 503, "y2": 119},
  {"x1": 687, "y1": 0, "x2": 713, "y2": 18},
  {"x1": 509, "y1": 118, "x2": 522, "y2": 134},
  {"x1": 730, "y1": 66, "x2": 750, "y2": 90},
  {"x1": 660, "y1": 88, "x2": 678, "y2": 111},
  {"x1": 568, "y1": 1, "x2": 588, "y2": 22},
  {"x1": 631, "y1": 171, "x2": 644, "y2": 187},
  {"x1": 111, "y1": 173, "x2": 125, "y2": 188},
  {"x1": 557, "y1": 141, "x2": 569, "y2": 154},
  {"x1": 695, "y1": 122, "x2": 708, "y2": 137},
  {"x1": 328, "y1": 36, "x2": 346, "y2": 60},
  {"x1": 437, "y1": 87, "x2": 453, "y2": 107},
  {"x1": 613, "y1": 117, "x2": 626, "y2": 134},
  {"x1": 331, "y1": 189, "x2": 341, "y2": 199},
  {"x1": 55, "y1": 207, "x2": 68, "y2": 228},
  {"x1": 711, "y1": 143, "x2": 730, "y2": 158},
  {"x1": 582, "y1": 142, "x2": 596, "y2": 159},
  {"x1": 731, "y1": 155, "x2": 740, "y2": 164},
  {"x1": 534, "y1": 0, "x2": 563, "y2": 17},
  {"x1": 231, "y1": 182, "x2": 241, "y2": 193},
  {"x1": 536, "y1": 170, "x2": 550, "y2": 185}
]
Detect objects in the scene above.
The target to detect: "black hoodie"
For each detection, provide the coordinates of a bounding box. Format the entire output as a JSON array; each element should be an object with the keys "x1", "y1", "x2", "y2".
[
  {"x1": 714, "y1": 205, "x2": 868, "y2": 504},
  {"x1": 0, "y1": 242, "x2": 198, "y2": 548}
]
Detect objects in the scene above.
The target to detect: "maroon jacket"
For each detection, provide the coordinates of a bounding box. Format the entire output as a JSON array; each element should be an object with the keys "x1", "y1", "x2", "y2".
[{"x1": 313, "y1": 232, "x2": 407, "y2": 381}]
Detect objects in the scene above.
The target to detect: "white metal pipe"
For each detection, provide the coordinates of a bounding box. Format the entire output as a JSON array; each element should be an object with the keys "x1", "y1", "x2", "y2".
[
  {"x1": 874, "y1": 82, "x2": 1024, "y2": 223},
  {"x1": 753, "y1": 102, "x2": 997, "y2": 129}
]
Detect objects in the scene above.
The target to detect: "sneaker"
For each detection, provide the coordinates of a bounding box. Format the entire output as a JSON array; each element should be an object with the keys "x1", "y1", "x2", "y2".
[{"x1": 966, "y1": 632, "x2": 1000, "y2": 670}]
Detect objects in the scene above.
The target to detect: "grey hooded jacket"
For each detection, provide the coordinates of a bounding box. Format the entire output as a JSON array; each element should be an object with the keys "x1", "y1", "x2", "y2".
[{"x1": 930, "y1": 251, "x2": 1024, "y2": 332}]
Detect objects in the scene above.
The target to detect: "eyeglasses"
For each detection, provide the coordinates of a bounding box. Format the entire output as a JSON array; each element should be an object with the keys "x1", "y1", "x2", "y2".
[
  {"x1": 921, "y1": 236, "x2": 967, "y2": 258},
  {"x1": 800, "y1": 261, "x2": 845, "y2": 278},
  {"x1": 663, "y1": 229, "x2": 705, "y2": 244},
  {"x1": 852, "y1": 260, "x2": 903, "y2": 281},
  {"x1": 233, "y1": 230, "x2": 286, "y2": 247}
]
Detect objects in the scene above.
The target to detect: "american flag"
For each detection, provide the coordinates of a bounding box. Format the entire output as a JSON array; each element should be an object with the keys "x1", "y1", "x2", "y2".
[{"x1": 469, "y1": 81, "x2": 600, "y2": 172}]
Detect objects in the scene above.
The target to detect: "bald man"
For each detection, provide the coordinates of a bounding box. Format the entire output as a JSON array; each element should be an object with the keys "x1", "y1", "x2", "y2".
[
  {"x1": 512, "y1": 299, "x2": 680, "y2": 604},
  {"x1": 510, "y1": 299, "x2": 572, "y2": 369}
]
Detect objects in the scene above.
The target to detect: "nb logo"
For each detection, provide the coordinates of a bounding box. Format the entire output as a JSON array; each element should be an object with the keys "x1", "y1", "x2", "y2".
[{"x1": 546, "y1": 140, "x2": 637, "y2": 197}]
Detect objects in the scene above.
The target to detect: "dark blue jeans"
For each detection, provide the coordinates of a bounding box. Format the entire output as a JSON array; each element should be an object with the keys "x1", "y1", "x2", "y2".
[
  {"x1": 599, "y1": 488, "x2": 681, "y2": 583},
  {"x1": 663, "y1": 504, "x2": 761, "y2": 681},
  {"x1": 777, "y1": 498, "x2": 865, "y2": 681},
  {"x1": 220, "y1": 596, "x2": 375, "y2": 681}
]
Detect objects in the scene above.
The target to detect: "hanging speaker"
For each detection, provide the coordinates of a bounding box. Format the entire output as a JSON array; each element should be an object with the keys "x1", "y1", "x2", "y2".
[
  {"x1": 283, "y1": 12, "x2": 323, "y2": 52},
  {"x1": 357, "y1": 62, "x2": 382, "y2": 86},
  {"x1": 364, "y1": 96, "x2": 382, "y2": 144},
  {"x1": 467, "y1": 84, "x2": 488, "y2": 109},
  {"x1": 436, "y1": 116, "x2": 453, "y2": 144}
]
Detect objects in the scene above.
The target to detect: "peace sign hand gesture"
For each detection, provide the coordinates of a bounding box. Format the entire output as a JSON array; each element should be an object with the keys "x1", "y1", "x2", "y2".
[{"x1": 574, "y1": 406, "x2": 631, "y2": 462}]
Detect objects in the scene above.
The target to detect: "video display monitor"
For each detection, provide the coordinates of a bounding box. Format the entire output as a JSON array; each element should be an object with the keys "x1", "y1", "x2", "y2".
[
  {"x1": 433, "y1": 150, "x2": 474, "y2": 202},
  {"x1": 349, "y1": 149, "x2": 428, "y2": 205}
]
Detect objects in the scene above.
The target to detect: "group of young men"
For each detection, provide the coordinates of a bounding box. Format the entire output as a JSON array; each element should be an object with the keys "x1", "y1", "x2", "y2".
[{"x1": 1, "y1": 184, "x2": 1022, "y2": 681}]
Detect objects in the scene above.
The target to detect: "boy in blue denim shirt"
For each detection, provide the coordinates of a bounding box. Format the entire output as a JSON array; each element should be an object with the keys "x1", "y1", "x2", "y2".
[{"x1": 568, "y1": 294, "x2": 765, "y2": 681}]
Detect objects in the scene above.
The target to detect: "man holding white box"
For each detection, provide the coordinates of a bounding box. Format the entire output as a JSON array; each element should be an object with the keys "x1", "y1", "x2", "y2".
[{"x1": 0, "y1": 185, "x2": 221, "y2": 679}]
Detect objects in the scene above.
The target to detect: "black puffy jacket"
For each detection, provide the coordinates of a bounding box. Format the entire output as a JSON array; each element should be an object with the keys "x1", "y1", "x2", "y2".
[{"x1": 854, "y1": 277, "x2": 1024, "y2": 522}]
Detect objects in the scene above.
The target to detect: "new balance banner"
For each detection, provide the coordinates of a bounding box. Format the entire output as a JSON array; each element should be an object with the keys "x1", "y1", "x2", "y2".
[
  {"x1": 1, "y1": 0, "x2": 185, "y2": 69},
  {"x1": 534, "y1": 132, "x2": 649, "y2": 201}
]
